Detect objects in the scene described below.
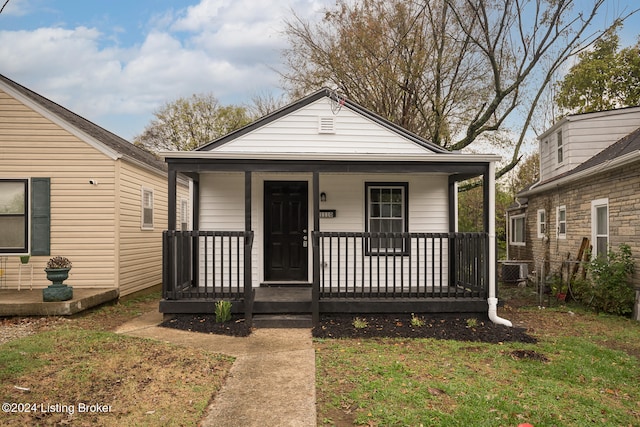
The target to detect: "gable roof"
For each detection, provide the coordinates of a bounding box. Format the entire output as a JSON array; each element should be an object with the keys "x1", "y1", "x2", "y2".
[
  {"x1": 196, "y1": 88, "x2": 450, "y2": 154},
  {"x1": 0, "y1": 73, "x2": 166, "y2": 173},
  {"x1": 520, "y1": 126, "x2": 640, "y2": 196}
]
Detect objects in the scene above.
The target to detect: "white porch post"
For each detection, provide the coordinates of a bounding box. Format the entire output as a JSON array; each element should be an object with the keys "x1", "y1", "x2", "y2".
[
  {"x1": 488, "y1": 161, "x2": 496, "y2": 299},
  {"x1": 487, "y1": 160, "x2": 512, "y2": 326}
]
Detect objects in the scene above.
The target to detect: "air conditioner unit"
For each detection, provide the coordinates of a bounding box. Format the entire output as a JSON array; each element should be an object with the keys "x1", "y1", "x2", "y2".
[{"x1": 502, "y1": 263, "x2": 528, "y2": 283}]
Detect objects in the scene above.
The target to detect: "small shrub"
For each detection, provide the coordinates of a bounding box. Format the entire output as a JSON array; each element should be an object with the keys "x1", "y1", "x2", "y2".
[
  {"x1": 575, "y1": 244, "x2": 635, "y2": 316},
  {"x1": 466, "y1": 318, "x2": 478, "y2": 328},
  {"x1": 214, "y1": 300, "x2": 232, "y2": 323},
  {"x1": 352, "y1": 317, "x2": 368, "y2": 329},
  {"x1": 410, "y1": 313, "x2": 425, "y2": 327}
]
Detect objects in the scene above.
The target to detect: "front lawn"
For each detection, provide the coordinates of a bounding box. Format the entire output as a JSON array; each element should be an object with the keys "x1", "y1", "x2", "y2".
[
  {"x1": 315, "y1": 287, "x2": 640, "y2": 426},
  {"x1": 0, "y1": 293, "x2": 233, "y2": 426}
]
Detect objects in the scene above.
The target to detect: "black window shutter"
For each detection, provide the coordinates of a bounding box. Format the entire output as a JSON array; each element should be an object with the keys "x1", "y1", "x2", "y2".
[{"x1": 31, "y1": 177, "x2": 50, "y2": 256}]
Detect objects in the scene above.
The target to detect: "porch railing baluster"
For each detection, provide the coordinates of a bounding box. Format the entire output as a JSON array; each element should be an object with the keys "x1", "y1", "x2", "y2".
[
  {"x1": 310, "y1": 232, "x2": 488, "y2": 301},
  {"x1": 337, "y1": 234, "x2": 342, "y2": 296},
  {"x1": 163, "y1": 230, "x2": 253, "y2": 302}
]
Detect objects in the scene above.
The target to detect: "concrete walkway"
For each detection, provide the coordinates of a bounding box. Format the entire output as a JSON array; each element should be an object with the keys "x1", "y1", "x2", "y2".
[{"x1": 115, "y1": 311, "x2": 317, "y2": 427}]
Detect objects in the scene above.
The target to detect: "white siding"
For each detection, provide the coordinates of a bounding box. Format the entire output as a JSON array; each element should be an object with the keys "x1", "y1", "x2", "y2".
[
  {"x1": 214, "y1": 98, "x2": 434, "y2": 155},
  {"x1": 198, "y1": 172, "x2": 449, "y2": 287},
  {"x1": 540, "y1": 108, "x2": 640, "y2": 181}
]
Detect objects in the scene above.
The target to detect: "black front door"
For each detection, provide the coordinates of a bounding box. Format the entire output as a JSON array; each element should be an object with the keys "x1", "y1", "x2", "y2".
[{"x1": 264, "y1": 181, "x2": 308, "y2": 282}]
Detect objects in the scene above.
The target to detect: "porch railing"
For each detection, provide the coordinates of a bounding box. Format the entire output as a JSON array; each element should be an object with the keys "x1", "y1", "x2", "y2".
[
  {"x1": 312, "y1": 232, "x2": 488, "y2": 299},
  {"x1": 163, "y1": 230, "x2": 254, "y2": 300}
]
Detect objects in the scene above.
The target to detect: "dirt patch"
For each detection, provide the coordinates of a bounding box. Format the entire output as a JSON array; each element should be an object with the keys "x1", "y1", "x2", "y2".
[{"x1": 509, "y1": 349, "x2": 550, "y2": 362}]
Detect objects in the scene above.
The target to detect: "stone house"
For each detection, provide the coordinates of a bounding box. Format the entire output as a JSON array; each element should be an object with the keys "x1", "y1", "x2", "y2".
[{"x1": 507, "y1": 107, "x2": 640, "y2": 320}]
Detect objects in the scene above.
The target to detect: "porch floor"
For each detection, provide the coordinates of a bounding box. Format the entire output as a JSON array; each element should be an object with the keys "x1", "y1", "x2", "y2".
[
  {"x1": 160, "y1": 285, "x2": 488, "y2": 316},
  {"x1": 0, "y1": 288, "x2": 119, "y2": 316}
]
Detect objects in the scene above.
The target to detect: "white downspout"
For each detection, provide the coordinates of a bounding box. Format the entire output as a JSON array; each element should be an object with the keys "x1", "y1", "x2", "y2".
[{"x1": 488, "y1": 160, "x2": 512, "y2": 327}]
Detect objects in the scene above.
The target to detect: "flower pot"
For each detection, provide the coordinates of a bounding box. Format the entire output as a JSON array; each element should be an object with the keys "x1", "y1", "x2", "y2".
[
  {"x1": 43, "y1": 268, "x2": 73, "y2": 302},
  {"x1": 556, "y1": 292, "x2": 567, "y2": 301},
  {"x1": 20, "y1": 255, "x2": 30, "y2": 264}
]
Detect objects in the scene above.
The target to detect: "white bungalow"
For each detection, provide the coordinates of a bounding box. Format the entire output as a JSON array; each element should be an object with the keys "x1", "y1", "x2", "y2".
[{"x1": 160, "y1": 89, "x2": 510, "y2": 326}]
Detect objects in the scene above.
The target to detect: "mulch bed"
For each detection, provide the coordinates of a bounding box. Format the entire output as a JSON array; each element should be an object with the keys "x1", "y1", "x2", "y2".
[
  {"x1": 313, "y1": 313, "x2": 536, "y2": 343},
  {"x1": 160, "y1": 314, "x2": 252, "y2": 337},
  {"x1": 160, "y1": 313, "x2": 536, "y2": 343}
]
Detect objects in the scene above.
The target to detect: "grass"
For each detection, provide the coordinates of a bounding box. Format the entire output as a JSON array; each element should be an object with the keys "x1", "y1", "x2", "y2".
[
  {"x1": 0, "y1": 292, "x2": 234, "y2": 426},
  {"x1": 3, "y1": 287, "x2": 640, "y2": 426},
  {"x1": 316, "y1": 287, "x2": 640, "y2": 426}
]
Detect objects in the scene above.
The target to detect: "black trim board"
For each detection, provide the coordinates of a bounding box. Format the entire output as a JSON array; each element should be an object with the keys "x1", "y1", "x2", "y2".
[{"x1": 167, "y1": 158, "x2": 490, "y2": 178}]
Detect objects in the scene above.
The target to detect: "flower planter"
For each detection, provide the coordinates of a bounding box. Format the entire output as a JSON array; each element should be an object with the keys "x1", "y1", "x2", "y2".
[{"x1": 43, "y1": 268, "x2": 73, "y2": 302}]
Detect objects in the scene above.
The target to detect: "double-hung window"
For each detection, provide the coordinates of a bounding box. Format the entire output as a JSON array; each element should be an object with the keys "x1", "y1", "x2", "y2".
[
  {"x1": 592, "y1": 199, "x2": 608, "y2": 258},
  {"x1": 510, "y1": 214, "x2": 525, "y2": 246},
  {"x1": 365, "y1": 183, "x2": 408, "y2": 253},
  {"x1": 0, "y1": 179, "x2": 28, "y2": 254},
  {"x1": 537, "y1": 209, "x2": 546, "y2": 238},
  {"x1": 141, "y1": 187, "x2": 154, "y2": 230},
  {"x1": 556, "y1": 206, "x2": 566, "y2": 239},
  {"x1": 557, "y1": 130, "x2": 564, "y2": 164}
]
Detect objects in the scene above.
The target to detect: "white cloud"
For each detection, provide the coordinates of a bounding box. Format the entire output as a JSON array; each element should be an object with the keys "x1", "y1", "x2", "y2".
[{"x1": 0, "y1": 0, "x2": 335, "y2": 139}]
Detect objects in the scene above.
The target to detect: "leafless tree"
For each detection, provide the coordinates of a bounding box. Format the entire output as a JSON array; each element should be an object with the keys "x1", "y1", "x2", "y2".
[{"x1": 282, "y1": 0, "x2": 627, "y2": 181}]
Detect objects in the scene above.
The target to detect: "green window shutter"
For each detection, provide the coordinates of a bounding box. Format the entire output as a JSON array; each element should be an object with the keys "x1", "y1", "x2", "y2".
[{"x1": 31, "y1": 177, "x2": 50, "y2": 256}]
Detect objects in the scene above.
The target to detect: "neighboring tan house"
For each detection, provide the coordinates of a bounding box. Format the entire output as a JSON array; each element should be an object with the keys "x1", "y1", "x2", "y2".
[
  {"x1": 0, "y1": 73, "x2": 189, "y2": 297},
  {"x1": 506, "y1": 106, "x2": 640, "y2": 320},
  {"x1": 160, "y1": 88, "x2": 512, "y2": 327}
]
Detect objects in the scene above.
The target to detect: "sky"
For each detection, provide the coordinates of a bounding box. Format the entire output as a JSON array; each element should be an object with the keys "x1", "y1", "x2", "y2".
[{"x1": 1, "y1": 0, "x2": 639, "y2": 141}]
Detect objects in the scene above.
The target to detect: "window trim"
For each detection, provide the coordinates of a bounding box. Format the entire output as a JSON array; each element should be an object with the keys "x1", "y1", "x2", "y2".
[
  {"x1": 141, "y1": 187, "x2": 154, "y2": 230},
  {"x1": 556, "y1": 205, "x2": 567, "y2": 239},
  {"x1": 0, "y1": 178, "x2": 29, "y2": 255},
  {"x1": 364, "y1": 182, "x2": 409, "y2": 255},
  {"x1": 591, "y1": 198, "x2": 609, "y2": 258},
  {"x1": 537, "y1": 209, "x2": 546, "y2": 239},
  {"x1": 509, "y1": 214, "x2": 526, "y2": 246}
]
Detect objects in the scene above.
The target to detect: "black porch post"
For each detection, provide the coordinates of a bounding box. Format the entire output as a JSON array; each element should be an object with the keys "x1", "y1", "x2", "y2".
[
  {"x1": 244, "y1": 171, "x2": 253, "y2": 326},
  {"x1": 192, "y1": 177, "x2": 200, "y2": 231},
  {"x1": 312, "y1": 171, "x2": 320, "y2": 325},
  {"x1": 191, "y1": 177, "x2": 200, "y2": 287},
  {"x1": 168, "y1": 168, "x2": 177, "y2": 231},
  {"x1": 448, "y1": 176, "x2": 457, "y2": 287}
]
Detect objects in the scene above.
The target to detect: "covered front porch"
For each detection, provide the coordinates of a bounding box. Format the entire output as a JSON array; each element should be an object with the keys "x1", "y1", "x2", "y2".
[
  {"x1": 159, "y1": 88, "x2": 510, "y2": 327},
  {"x1": 160, "y1": 158, "x2": 498, "y2": 326}
]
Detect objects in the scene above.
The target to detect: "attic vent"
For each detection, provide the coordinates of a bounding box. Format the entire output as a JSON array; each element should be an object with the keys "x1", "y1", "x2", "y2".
[{"x1": 318, "y1": 116, "x2": 335, "y2": 134}]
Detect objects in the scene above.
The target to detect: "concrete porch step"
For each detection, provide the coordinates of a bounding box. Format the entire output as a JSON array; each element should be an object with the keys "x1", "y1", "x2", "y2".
[{"x1": 252, "y1": 314, "x2": 313, "y2": 329}]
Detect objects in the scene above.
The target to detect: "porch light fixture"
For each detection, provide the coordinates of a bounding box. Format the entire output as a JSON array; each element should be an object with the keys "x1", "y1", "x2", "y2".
[{"x1": 320, "y1": 192, "x2": 327, "y2": 202}]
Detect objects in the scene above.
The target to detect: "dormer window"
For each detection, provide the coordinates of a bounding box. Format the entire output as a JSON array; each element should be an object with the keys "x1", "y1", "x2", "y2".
[{"x1": 557, "y1": 130, "x2": 563, "y2": 164}]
